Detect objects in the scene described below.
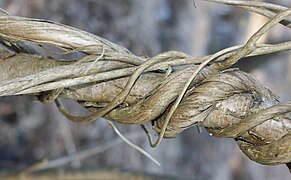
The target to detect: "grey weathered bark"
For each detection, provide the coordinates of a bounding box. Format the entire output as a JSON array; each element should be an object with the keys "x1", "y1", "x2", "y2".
[{"x1": 0, "y1": 0, "x2": 290, "y2": 175}]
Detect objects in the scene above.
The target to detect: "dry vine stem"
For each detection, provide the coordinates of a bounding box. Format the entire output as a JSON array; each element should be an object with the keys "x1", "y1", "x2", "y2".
[{"x1": 0, "y1": 0, "x2": 290, "y2": 171}]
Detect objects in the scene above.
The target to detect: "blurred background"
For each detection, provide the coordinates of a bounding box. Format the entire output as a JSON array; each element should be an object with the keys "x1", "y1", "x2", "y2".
[{"x1": 0, "y1": 0, "x2": 290, "y2": 179}]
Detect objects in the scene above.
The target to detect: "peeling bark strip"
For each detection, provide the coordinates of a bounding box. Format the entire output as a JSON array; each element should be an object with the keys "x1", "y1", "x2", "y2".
[{"x1": 0, "y1": 0, "x2": 290, "y2": 169}]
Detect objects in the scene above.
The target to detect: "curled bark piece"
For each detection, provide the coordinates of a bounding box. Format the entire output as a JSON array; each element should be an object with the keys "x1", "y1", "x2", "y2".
[{"x1": 0, "y1": 15, "x2": 130, "y2": 54}]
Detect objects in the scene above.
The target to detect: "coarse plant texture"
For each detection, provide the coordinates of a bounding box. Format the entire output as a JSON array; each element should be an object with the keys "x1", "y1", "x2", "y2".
[{"x1": 0, "y1": 0, "x2": 290, "y2": 174}]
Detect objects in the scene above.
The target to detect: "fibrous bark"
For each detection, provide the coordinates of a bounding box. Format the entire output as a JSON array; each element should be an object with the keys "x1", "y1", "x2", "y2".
[{"x1": 0, "y1": 0, "x2": 290, "y2": 170}]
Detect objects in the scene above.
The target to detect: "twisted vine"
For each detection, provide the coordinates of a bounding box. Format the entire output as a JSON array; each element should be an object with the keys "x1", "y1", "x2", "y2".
[{"x1": 0, "y1": 0, "x2": 290, "y2": 170}]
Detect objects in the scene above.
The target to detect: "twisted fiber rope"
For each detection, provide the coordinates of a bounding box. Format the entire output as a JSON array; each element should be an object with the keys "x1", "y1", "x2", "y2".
[
  {"x1": 0, "y1": 1, "x2": 290, "y2": 167},
  {"x1": 62, "y1": 64, "x2": 290, "y2": 165}
]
